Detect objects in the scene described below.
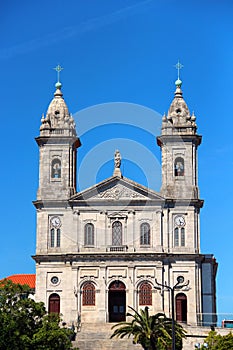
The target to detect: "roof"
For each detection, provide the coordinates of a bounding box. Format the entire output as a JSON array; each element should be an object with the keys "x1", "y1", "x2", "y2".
[{"x1": 4, "y1": 274, "x2": 36, "y2": 289}]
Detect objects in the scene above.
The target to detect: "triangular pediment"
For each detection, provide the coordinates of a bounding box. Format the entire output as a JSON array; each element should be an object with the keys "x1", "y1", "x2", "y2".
[{"x1": 70, "y1": 176, "x2": 164, "y2": 202}]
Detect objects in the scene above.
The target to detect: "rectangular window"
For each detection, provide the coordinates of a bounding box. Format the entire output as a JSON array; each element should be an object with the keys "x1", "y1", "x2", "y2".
[
  {"x1": 113, "y1": 306, "x2": 118, "y2": 313},
  {"x1": 119, "y1": 306, "x2": 124, "y2": 313}
]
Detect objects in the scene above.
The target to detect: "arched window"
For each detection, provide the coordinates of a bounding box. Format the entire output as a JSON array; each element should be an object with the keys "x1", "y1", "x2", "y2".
[
  {"x1": 140, "y1": 223, "x2": 151, "y2": 245},
  {"x1": 84, "y1": 223, "x2": 94, "y2": 246},
  {"x1": 57, "y1": 229, "x2": 61, "y2": 247},
  {"x1": 174, "y1": 227, "x2": 185, "y2": 247},
  {"x1": 112, "y1": 221, "x2": 122, "y2": 246},
  {"x1": 174, "y1": 227, "x2": 179, "y2": 247},
  {"x1": 176, "y1": 293, "x2": 187, "y2": 322},
  {"x1": 50, "y1": 228, "x2": 61, "y2": 247},
  {"x1": 82, "y1": 282, "x2": 95, "y2": 306},
  {"x1": 49, "y1": 293, "x2": 60, "y2": 314},
  {"x1": 51, "y1": 228, "x2": 55, "y2": 247},
  {"x1": 181, "y1": 228, "x2": 185, "y2": 246},
  {"x1": 51, "y1": 158, "x2": 61, "y2": 179},
  {"x1": 139, "y1": 282, "x2": 152, "y2": 305},
  {"x1": 174, "y1": 157, "x2": 184, "y2": 176}
]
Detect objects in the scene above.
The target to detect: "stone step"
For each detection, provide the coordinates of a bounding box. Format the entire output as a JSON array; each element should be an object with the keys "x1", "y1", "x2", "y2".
[
  {"x1": 78, "y1": 322, "x2": 116, "y2": 332},
  {"x1": 74, "y1": 339, "x2": 141, "y2": 350},
  {"x1": 73, "y1": 322, "x2": 141, "y2": 350}
]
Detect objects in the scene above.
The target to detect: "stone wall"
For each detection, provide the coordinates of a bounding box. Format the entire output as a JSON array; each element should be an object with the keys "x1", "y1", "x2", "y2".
[{"x1": 183, "y1": 325, "x2": 230, "y2": 349}]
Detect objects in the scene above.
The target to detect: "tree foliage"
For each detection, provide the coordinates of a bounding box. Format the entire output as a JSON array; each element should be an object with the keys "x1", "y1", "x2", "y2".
[
  {"x1": 200, "y1": 330, "x2": 233, "y2": 350},
  {"x1": 0, "y1": 280, "x2": 77, "y2": 350},
  {"x1": 111, "y1": 306, "x2": 186, "y2": 350}
]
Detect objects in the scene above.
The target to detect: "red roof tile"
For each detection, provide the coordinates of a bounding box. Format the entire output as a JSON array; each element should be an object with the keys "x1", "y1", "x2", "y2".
[{"x1": 5, "y1": 274, "x2": 36, "y2": 289}]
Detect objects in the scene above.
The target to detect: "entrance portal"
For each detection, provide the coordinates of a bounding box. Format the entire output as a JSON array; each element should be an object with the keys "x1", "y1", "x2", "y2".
[
  {"x1": 108, "y1": 281, "x2": 126, "y2": 322},
  {"x1": 48, "y1": 293, "x2": 60, "y2": 314},
  {"x1": 176, "y1": 293, "x2": 187, "y2": 322}
]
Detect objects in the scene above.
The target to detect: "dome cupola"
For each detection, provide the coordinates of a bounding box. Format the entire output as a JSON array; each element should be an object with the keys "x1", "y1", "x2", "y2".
[
  {"x1": 161, "y1": 61, "x2": 197, "y2": 136},
  {"x1": 40, "y1": 65, "x2": 76, "y2": 137}
]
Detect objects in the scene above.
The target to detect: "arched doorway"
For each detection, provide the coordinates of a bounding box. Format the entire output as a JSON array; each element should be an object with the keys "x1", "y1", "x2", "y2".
[
  {"x1": 48, "y1": 293, "x2": 60, "y2": 314},
  {"x1": 108, "y1": 281, "x2": 126, "y2": 322},
  {"x1": 176, "y1": 293, "x2": 187, "y2": 322}
]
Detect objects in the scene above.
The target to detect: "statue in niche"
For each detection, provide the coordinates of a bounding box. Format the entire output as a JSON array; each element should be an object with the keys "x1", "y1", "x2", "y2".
[
  {"x1": 174, "y1": 157, "x2": 184, "y2": 176},
  {"x1": 52, "y1": 159, "x2": 61, "y2": 178}
]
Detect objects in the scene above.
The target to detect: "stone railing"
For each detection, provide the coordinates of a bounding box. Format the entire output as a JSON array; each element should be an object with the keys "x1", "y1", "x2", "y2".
[{"x1": 107, "y1": 245, "x2": 128, "y2": 252}]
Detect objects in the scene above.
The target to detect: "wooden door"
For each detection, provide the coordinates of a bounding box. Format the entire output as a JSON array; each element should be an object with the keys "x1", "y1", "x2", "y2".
[
  {"x1": 176, "y1": 293, "x2": 187, "y2": 322},
  {"x1": 49, "y1": 293, "x2": 60, "y2": 314},
  {"x1": 109, "y1": 281, "x2": 126, "y2": 322}
]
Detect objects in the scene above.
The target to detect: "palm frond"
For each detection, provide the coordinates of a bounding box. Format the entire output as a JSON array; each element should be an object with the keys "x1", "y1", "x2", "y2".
[{"x1": 110, "y1": 306, "x2": 186, "y2": 350}]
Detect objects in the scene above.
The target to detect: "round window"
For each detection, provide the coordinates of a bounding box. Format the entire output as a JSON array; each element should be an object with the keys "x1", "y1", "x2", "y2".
[{"x1": 51, "y1": 276, "x2": 59, "y2": 285}]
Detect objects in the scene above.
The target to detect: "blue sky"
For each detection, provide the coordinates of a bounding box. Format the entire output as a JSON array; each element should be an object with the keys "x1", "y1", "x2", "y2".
[{"x1": 1, "y1": 0, "x2": 233, "y2": 320}]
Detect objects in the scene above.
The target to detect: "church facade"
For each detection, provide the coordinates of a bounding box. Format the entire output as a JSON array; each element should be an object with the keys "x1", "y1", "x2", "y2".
[{"x1": 33, "y1": 76, "x2": 217, "y2": 328}]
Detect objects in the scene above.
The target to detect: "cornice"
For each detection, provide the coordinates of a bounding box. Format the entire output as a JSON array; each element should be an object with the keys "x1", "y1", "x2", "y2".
[{"x1": 32, "y1": 252, "x2": 215, "y2": 264}]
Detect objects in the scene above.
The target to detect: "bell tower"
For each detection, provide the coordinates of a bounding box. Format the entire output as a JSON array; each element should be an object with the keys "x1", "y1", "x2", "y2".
[
  {"x1": 157, "y1": 65, "x2": 201, "y2": 200},
  {"x1": 35, "y1": 66, "x2": 81, "y2": 202},
  {"x1": 157, "y1": 63, "x2": 203, "y2": 255}
]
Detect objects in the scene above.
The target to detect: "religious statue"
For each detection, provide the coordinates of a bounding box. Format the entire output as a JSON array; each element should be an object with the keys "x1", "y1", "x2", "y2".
[
  {"x1": 175, "y1": 159, "x2": 184, "y2": 176},
  {"x1": 114, "y1": 150, "x2": 121, "y2": 168}
]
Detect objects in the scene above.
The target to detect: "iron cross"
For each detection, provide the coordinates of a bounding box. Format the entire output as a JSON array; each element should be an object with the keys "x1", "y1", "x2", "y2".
[
  {"x1": 53, "y1": 64, "x2": 64, "y2": 82},
  {"x1": 174, "y1": 60, "x2": 184, "y2": 80}
]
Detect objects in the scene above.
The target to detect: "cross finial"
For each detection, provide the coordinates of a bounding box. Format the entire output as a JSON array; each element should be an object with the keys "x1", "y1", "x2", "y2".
[
  {"x1": 174, "y1": 60, "x2": 184, "y2": 80},
  {"x1": 53, "y1": 64, "x2": 64, "y2": 83}
]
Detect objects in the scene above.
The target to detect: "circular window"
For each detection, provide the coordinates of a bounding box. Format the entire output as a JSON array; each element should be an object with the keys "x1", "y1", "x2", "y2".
[
  {"x1": 51, "y1": 276, "x2": 59, "y2": 285},
  {"x1": 177, "y1": 275, "x2": 184, "y2": 284}
]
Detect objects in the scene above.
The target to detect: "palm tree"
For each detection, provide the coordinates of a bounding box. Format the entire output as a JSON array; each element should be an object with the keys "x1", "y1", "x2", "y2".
[
  {"x1": 150, "y1": 312, "x2": 185, "y2": 350},
  {"x1": 110, "y1": 306, "x2": 186, "y2": 350}
]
